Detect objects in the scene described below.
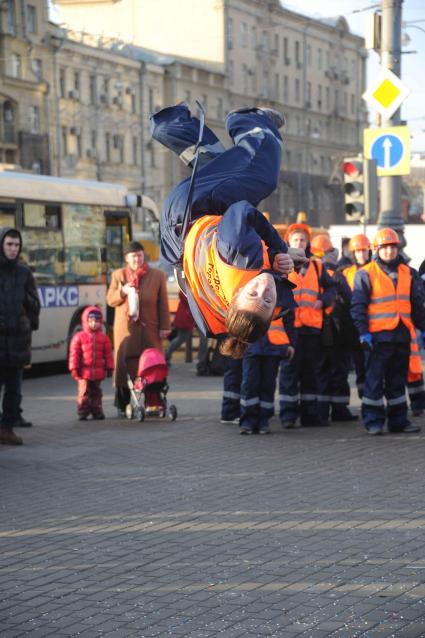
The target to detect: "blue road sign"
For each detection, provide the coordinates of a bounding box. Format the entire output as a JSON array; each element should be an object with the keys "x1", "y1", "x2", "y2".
[{"x1": 371, "y1": 134, "x2": 404, "y2": 170}]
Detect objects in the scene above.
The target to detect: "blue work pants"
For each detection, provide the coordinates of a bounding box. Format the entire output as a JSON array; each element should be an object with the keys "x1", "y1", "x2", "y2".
[
  {"x1": 240, "y1": 354, "x2": 280, "y2": 432},
  {"x1": 317, "y1": 348, "x2": 351, "y2": 420},
  {"x1": 221, "y1": 357, "x2": 243, "y2": 421},
  {"x1": 362, "y1": 341, "x2": 410, "y2": 432}
]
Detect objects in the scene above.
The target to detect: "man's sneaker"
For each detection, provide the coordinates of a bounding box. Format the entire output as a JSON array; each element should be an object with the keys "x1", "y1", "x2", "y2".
[
  {"x1": 258, "y1": 426, "x2": 271, "y2": 435},
  {"x1": 401, "y1": 422, "x2": 421, "y2": 434},
  {"x1": 367, "y1": 425, "x2": 383, "y2": 436},
  {"x1": 0, "y1": 429, "x2": 23, "y2": 445},
  {"x1": 220, "y1": 418, "x2": 240, "y2": 424},
  {"x1": 239, "y1": 427, "x2": 253, "y2": 435}
]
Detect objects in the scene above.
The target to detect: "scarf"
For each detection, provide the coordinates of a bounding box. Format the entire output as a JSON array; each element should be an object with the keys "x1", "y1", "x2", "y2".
[{"x1": 125, "y1": 264, "x2": 149, "y2": 321}]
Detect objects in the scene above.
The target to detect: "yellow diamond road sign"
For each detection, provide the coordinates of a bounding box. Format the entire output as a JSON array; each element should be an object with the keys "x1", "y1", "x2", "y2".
[{"x1": 362, "y1": 69, "x2": 410, "y2": 119}]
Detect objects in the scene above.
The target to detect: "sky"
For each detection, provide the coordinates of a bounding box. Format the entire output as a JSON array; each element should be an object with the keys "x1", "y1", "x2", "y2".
[{"x1": 284, "y1": 0, "x2": 425, "y2": 153}]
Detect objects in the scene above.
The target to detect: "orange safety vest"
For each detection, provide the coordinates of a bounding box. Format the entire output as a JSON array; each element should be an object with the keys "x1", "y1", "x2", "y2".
[
  {"x1": 267, "y1": 317, "x2": 290, "y2": 345},
  {"x1": 289, "y1": 260, "x2": 323, "y2": 329},
  {"x1": 364, "y1": 261, "x2": 422, "y2": 377},
  {"x1": 183, "y1": 215, "x2": 272, "y2": 334},
  {"x1": 342, "y1": 264, "x2": 358, "y2": 291}
]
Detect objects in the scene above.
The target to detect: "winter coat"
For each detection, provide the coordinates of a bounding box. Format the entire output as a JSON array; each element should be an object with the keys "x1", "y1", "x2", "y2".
[
  {"x1": 106, "y1": 265, "x2": 171, "y2": 387},
  {"x1": 68, "y1": 305, "x2": 114, "y2": 381},
  {"x1": 0, "y1": 227, "x2": 40, "y2": 367},
  {"x1": 174, "y1": 291, "x2": 194, "y2": 330}
]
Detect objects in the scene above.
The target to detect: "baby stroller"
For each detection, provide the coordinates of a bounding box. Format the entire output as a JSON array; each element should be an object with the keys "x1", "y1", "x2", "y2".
[{"x1": 126, "y1": 348, "x2": 178, "y2": 422}]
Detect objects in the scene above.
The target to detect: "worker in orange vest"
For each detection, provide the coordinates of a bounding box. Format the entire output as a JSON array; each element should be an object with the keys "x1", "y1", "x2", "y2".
[
  {"x1": 310, "y1": 234, "x2": 357, "y2": 423},
  {"x1": 351, "y1": 228, "x2": 425, "y2": 435},
  {"x1": 341, "y1": 234, "x2": 372, "y2": 398},
  {"x1": 151, "y1": 104, "x2": 300, "y2": 359},
  {"x1": 279, "y1": 224, "x2": 337, "y2": 428}
]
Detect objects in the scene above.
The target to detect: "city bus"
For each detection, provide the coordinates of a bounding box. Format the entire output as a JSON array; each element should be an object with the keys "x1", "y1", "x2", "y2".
[{"x1": 0, "y1": 171, "x2": 159, "y2": 364}]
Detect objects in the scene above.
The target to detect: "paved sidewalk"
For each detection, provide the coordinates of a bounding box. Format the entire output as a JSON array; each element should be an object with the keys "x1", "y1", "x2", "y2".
[{"x1": 1, "y1": 362, "x2": 425, "y2": 637}]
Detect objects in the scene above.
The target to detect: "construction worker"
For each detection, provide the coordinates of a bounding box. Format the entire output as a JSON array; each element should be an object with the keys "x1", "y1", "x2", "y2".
[
  {"x1": 351, "y1": 228, "x2": 425, "y2": 435},
  {"x1": 342, "y1": 234, "x2": 372, "y2": 398},
  {"x1": 279, "y1": 224, "x2": 337, "y2": 428},
  {"x1": 240, "y1": 311, "x2": 295, "y2": 435},
  {"x1": 310, "y1": 235, "x2": 357, "y2": 423},
  {"x1": 150, "y1": 104, "x2": 299, "y2": 358}
]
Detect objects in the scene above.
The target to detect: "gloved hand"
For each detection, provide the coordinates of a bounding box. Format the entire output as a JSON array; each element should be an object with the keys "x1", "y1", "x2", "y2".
[
  {"x1": 360, "y1": 333, "x2": 373, "y2": 351},
  {"x1": 71, "y1": 369, "x2": 81, "y2": 381},
  {"x1": 106, "y1": 369, "x2": 113, "y2": 378}
]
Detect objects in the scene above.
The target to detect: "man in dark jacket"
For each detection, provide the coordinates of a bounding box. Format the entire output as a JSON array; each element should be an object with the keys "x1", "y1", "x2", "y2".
[{"x1": 0, "y1": 228, "x2": 40, "y2": 445}]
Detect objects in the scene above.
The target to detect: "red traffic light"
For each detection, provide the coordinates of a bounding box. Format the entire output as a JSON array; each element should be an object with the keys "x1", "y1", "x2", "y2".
[{"x1": 342, "y1": 160, "x2": 362, "y2": 178}]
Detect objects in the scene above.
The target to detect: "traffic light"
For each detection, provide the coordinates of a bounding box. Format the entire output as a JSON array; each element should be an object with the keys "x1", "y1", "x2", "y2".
[{"x1": 343, "y1": 157, "x2": 378, "y2": 223}]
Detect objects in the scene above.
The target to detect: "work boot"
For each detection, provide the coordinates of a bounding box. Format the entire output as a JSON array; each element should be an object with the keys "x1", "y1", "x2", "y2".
[
  {"x1": 331, "y1": 408, "x2": 359, "y2": 422},
  {"x1": 92, "y1": 413, "x2": 105, "y2": 420},
  {"x1": 400, "y1": 422, "x2": 421, "y2": 434},
  {"x1": 0, "y1": 428, "x2": 23, "y2": 445},
  {"x1": 15, "y1": 416, "x2": 33, "y2": 428},
  {"x1": 367, "y1": 425, "x2": 383, "y2": 436},
  {"x1": 281, "y1": 420, "x2": 296, "y2": 429}
]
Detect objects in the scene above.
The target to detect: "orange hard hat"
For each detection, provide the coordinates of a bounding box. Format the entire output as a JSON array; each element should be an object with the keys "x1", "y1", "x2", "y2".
[
  {"x1": 310, "y1": 234, "x2": 333, "y2": 257},
  {"x1": 373, "y1": 227, "x2": 400, "y2": 248},
  {"x1": 284, "y1": 222, "x2": 312, "y2": 242},
  {"x1": 349, "y1": 234, "x2": 371, "y2": 251}
]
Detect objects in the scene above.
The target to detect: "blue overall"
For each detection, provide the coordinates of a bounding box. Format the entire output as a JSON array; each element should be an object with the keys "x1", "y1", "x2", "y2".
[
  {"x1": 240, "y1": 331, "x2": 291, "y2": 434},
  {"x1": 221, "y1": 357, "x2": 243, "y2": 421},
  {"x1": 351, "y1": 256, "x2": 425, "y2": 432},
  {"x1": 150, "y1": 104, "x2": 283, "y2": 266}
]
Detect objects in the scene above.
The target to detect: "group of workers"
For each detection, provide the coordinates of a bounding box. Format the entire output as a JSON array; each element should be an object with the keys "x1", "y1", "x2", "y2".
[{"x1": 151, "y1": 102, "x2": 425, "y2": 437}]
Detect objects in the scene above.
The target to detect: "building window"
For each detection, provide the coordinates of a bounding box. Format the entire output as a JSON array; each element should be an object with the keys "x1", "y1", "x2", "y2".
[
  {"x1": 105, "y1": 132, "x2": 111, "y2": 162},
  {"x1": 76, "y1": 131, "x2": 82, "y2": 157},
  {"x1": 273, "y1": 33, "x2": 279, "y2": 55},
  {"x1": 283, "y1": 37, "x2": 290, "y2": 63},
  {"x1": 306, "y1": 82, "x2": 312, "y2": 106},
  {"x1": 262, "y1": 71, "x2": 269, "y2": 98},
  {"x1": 351, "y1": 93, "x2": 355, "y2": 115},
  {"x1": 295, "y1": 78, "x2": 300, "y2": 103},
  {"x1": 131, "y1": 93, "x2": 136, "y2": 114},
  {"x1": 89, "y1": 75, "x2": 97, "y2": 105},
  {"x1": 318, "y1": 48, "x2": 322, "y2": 70},
  {"x1": 91, "y1": 129, "x2": 97, "y2": 153},
  {"x1": 100, "y1": 78, "x2": 109, "y2": 104},
  {"x1": 318, "y1": 84, "x2": 322, "y2": 110},
  {"x1": 26, "y1": 4, "x2": 37, "y2": 34},
  {"x1": 306, "y1": 45, "x2": 312, "y2": 66},
  {"x1": 7, "y1": 0, "x2": 16, "y2": 34},
  {"x1": 283, "y1": 75, "x2": 289, "y2": 102},
  {"x1": 275, "y1": 73, "x2": 279, "y2": 100},
  {"x1": 11, "y1": 53, "x2": 22, "y2": 78},
  {"x1": 216, "y1": 97, "x2": 223, "y2": 120},
  {"x1": 227, "y1": 17, "x2": 233, "y2": 49},
  {"x1": 295, "y1": 41, "x2": 301, "y2": 67},
  {"x1": 228, "y1": 60, "x2": 234, "y2": 84},
  {"x1": 61, "y1": 127, "x2": 68, "y2": 156},
  {"x1": 242, "y1": 64, "x2": 249, "y2": 94},
  {"x1": 31, "y1": 58, "x2": 42, "y2": 80},
  {"x1": 262, "y1": 30, "x2": 269, "y2": 53},
  {"x1": 132, "y1": 136, "x2": 138, "y2": 165},
  {"x1": 251, "y1": 26, "x2": 257, "y2": 49},
  {"x1": 59, "y1": 68, "x2": 66, "y2": 98},
  {"x1": 29, "y1": 105, "x2": 40, "y2": 134},
  {"x1": 240, "y1": 22, "x2": 248, "y2": 47},
  {"x1": 326, "y1": 86, "x2": 330, "y2": 110},
  {"x1": 73, "y1": 71, "x2": 80, "y2": 92}
]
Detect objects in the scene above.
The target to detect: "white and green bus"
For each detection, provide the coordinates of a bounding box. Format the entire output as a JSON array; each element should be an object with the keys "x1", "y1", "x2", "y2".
[{"x1": 0, "y1": 171, "x2": 159, "y2": 363}]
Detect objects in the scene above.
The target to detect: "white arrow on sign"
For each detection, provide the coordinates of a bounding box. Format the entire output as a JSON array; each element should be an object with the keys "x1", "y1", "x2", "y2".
[{"x1": 383, "y1": 136, "x2": 392, "y2": 169}]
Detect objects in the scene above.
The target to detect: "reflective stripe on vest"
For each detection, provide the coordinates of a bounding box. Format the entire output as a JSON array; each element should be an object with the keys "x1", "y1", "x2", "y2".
[
  {"x1": 183, "y1": 215, "x2": 272, "y2": 334},
  {"x1": 365, "y1": 262, "x2": 414, "y2": 334},
  {"x1": 267, "y1": 318, "x2": 290, "y2": 345},
  {"x1": 342, "y1": 264, "x2": 358, "y2": 291},
  {"x1": 289, "y1": 260, "x2": 323, "y2": 329}
]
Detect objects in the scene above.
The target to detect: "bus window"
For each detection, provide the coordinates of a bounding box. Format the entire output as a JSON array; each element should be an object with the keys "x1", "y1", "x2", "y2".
[
  {"x1": 0, "y1": 203, "x2": 16, "y2": 228},
  {"x1": 20, "y1": 229, "x2": 64, "y2": 283},
  {"x1": 23, "y1": 203, "x2": 61, "y2": 229},
  {"x1": 63, "y1": 204, "x2": 106, "y2": 284}
]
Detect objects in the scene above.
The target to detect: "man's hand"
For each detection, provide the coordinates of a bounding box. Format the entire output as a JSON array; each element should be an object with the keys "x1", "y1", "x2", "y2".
[
  {"x1": 287, "y1": 247, "x2": 308, "y2": 271},
  {"x1": 160, "y1": 329, "x2": 171, "y2": 339},
  {"x1": 272, "y1": 252, "x2": 294, "y2": 275}
]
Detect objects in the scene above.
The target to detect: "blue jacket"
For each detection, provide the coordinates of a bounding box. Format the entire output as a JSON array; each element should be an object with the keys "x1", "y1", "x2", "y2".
[{"x1": 351, "y1": 256, "x2": 425, "y2": 342}]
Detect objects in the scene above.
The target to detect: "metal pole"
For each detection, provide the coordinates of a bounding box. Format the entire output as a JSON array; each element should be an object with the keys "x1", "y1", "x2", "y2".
[{"x1": 378, "y1": 0, "x2": 404, "y2": 243}]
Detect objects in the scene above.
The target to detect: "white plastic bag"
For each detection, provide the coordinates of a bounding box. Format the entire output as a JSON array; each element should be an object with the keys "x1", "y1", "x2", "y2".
[{"x1": 128, "y1": 286, "x2": 139, "y2": 321}]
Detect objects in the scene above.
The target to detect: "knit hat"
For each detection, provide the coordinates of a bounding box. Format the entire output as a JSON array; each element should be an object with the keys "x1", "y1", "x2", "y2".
[{"x1": 124, "y1": 241, "x2": 144, "y2": 255}]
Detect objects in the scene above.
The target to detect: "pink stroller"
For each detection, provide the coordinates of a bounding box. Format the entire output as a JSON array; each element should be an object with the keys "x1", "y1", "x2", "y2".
[{"x1": 126, "y1": 348, "x2": 177, "y2": 421}]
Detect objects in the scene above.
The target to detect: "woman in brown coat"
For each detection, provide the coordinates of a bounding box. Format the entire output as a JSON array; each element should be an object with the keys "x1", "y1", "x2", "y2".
[{"x1": 106, "y1": 241, "x2": 171, "y2": 413}]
